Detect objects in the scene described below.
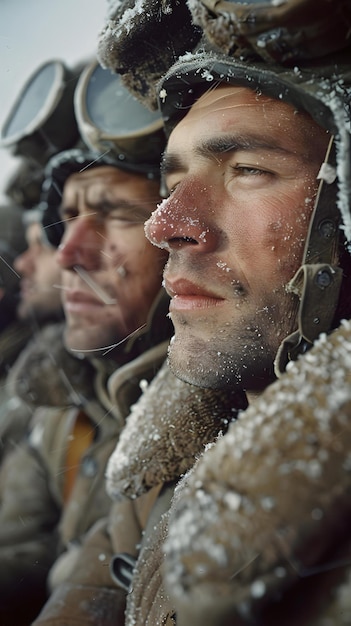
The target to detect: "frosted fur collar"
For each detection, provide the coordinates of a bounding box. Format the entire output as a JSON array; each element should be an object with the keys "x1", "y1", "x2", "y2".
[
  {"x1": 7, "y1": 322, "x2": 95, "y2": 408},
  {"x1": 163, "y1": 319, "x2": 351, "y2": 623},
  {"x1": 106, "y1": 360, "x2": 247, "y2": 500}
]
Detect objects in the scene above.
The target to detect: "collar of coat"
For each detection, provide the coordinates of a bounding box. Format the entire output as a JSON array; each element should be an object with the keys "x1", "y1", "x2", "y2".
[
  {"x1": 162, "y1": 318, "x2": 351, "y2": 624},
  {"x1": 106, "y1": 361, "x2": 248, "y2": 500},
  {"x1": 7, "y1": 321, "x2": 96, "y2": 408},
  {"x1": 7, "y1": 288, "x2": 172, "y2": 415}
]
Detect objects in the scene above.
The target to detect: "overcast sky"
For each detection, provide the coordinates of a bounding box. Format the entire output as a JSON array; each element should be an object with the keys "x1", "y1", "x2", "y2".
[{"x1": 0, "y1": 0, "x2": 107, "y2": 203}]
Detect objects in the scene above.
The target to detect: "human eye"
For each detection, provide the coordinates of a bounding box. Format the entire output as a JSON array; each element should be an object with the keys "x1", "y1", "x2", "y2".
[
  {"x1": 227, "y1": 160, "x2": 277, "y2": 189},
  {"x1": 59, "y1": 205, "x2": 78, "y2": 222},
  {"x1": 108, "y1": 206, "x2": 148, "y2": 226},
  {"x1": 167, "y1": 185, "x2": 179, "y2": 197},
  {"x1": 165, "y1": 177, "x2": 181, "y2": 197},
  {"x1": 231, "y1": 163, "x2": 273, "y2": 177}
]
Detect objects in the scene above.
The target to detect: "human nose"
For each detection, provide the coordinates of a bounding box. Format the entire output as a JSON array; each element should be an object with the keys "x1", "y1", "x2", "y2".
[
  {"x1": 145, "y1": 180, "x2": 217, "y2": 253},
  {"x1": 56, "y1": 217, "x2": 103, "y2": 271},
  {"x1": 14, "y1": 248, "x2": 35, "y2": 277}
]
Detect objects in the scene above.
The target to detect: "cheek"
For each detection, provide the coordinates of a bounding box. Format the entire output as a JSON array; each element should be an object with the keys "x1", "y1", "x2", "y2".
[
  {"x1": 224, "y1": 189, "x2": 312, "y2": 285},
  {"x1": 104, "y1": 231, "x2": 145, "y2": 267},
  {"x1": 262, "y1": 196, "x2": 312, "y2": 279},
  {"x1": 115, "y1": 240, "x2": 166, "y2": 291}
]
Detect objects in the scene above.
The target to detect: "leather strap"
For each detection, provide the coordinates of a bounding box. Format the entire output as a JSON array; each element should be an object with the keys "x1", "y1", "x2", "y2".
[{"x1": 275, "y1": 136, "x2": 343, "y2": 375}]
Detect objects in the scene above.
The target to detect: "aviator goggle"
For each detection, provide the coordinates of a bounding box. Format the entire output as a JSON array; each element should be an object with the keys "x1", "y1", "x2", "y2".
[
  {"x1": 41, "y1": 61, "x2": 166, "y2": 247},
  {"x1": 74, "y1": 59, "x2": 165, "y2": 179},
  {"x1": 198, "y1": 0, "x2": 351, "y2": 64},
  {"x1": 0, "y1": 60, "x2": 80, "y2": 165}
]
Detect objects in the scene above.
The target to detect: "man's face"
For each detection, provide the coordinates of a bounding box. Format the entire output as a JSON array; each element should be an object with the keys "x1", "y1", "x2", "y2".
[
  {"x1": 14, "y1": 221, "x2": 62, "y2": 322},
  {"x1": 56, "y1": 165, "x2": 166, "y2": 357},
  {"x1": 145, "y1": 86, "x2": 329, "y2": 393}
]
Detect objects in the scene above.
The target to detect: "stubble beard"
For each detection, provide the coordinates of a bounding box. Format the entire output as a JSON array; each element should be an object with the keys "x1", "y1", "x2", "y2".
[{"x1": 167, "y1": 295, "x2": 297, "y2": 392}]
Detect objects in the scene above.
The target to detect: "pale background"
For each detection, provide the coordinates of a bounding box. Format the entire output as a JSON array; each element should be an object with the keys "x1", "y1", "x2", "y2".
[{"x1": 0, "y1": 0, "x2": 108, "y2": 203}]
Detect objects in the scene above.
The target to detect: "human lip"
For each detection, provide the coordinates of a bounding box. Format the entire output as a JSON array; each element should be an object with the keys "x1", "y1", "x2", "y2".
[
  {"x1": 64, "y1": 290, "x2": 106, "y2": 313},
  {"x1": 165, "y1": 278, "x2": 225, "y2": 311}
]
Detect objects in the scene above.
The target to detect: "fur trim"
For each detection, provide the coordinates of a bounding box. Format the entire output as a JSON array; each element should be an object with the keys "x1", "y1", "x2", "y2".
[
  {"x1": 7, "y1": 323, "x2": 95, "y2": 408},
  {"x1": 97, "y1": 0, "x2": 202, "y2": 110},
  {"x1": 163, "y1": 319, "x2": 351, "y2": 620},
  {"x1": 188, "y1": 0, "x2": 239, "y2": 56},
  {"x1": 106, "y1": 361, "x2": 247, "y2": 500}
]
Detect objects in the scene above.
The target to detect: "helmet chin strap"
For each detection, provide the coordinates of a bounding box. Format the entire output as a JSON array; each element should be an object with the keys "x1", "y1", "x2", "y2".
[{"x1": 274, "y1": 135, "x2": 343, "y2": 377}]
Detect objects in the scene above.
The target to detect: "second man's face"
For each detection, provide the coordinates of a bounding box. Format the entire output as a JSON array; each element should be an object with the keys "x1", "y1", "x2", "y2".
[
  {"x1": 57, "y1": 165, "x2": 167, "y2": 357},
  {"x1": 14, "y1": 222, "x2": 62, "y2": 323},
  {"x1": 145, "y1": 85, "x2": 330, "y2": 393}
]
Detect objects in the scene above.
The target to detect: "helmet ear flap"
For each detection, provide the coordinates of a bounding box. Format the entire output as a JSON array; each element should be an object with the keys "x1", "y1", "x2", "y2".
[{"x1": 275, "y1": 137, "x2": 345, "y2": 376}]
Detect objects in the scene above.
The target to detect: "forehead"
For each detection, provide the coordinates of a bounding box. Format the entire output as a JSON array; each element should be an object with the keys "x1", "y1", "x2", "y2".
[
  {"x1": 169, "y1": 85, "x2": 324, "y2": 152},
  {"x1": 62, "y1": 165, "x2": 159, "y2": 201},
  {"x1": 64, "y1": 165, "x2": 134, "y2": 191}
]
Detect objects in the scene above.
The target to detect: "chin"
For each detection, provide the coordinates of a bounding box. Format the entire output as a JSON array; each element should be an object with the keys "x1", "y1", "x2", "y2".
[
  {"x1": 168, "y1": 335, "x2": 276, "y2": 392},
  {"x1": 64, "y1": 325, "x2": 123, "y2": 357},
  {"x1": 168, "y1": 341, "x2": 232, "y2": 389}
]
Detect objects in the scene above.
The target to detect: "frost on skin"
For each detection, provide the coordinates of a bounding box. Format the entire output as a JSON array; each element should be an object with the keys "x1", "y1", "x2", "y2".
[
  {"x1": 144, "y1": 200, "x2": 209, "y2": 252},
  {"x1": 164, "y1": 320, "x2": 351, "y2": 621}
]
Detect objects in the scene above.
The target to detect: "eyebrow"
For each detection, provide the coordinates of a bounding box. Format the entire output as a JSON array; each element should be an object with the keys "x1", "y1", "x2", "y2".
[
  {"x1": 59, "y1": 198, "x2": 153, "y2": 219},
  {"x1": 161, "y1": 134, "x2": 296, "y2": 178}
]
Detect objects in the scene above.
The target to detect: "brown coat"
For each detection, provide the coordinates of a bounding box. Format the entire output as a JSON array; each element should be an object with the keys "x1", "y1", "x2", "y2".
[
  {"x1": 0, "y1": 319, "x2": 169, "y2": 625},
  {"x1": 0, "y1": 319, "x2": 34, "y2": 463},
  {"x1": 162, "y1": 319, "x2": 351, "y2": 626},
  {"x1": 32, "y1": 362, "x2": 247, "y2": 626}
]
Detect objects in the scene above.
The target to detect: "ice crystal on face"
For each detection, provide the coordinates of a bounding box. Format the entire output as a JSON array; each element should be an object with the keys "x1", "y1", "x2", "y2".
[{"x1": 217, "y1": 261, "x2": 231, "y2": 272}]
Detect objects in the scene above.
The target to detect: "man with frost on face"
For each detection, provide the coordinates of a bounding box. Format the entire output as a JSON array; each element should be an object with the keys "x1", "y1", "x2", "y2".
[{"x1": 92, "y1": 0, "x2": 351, "y2": 624}]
